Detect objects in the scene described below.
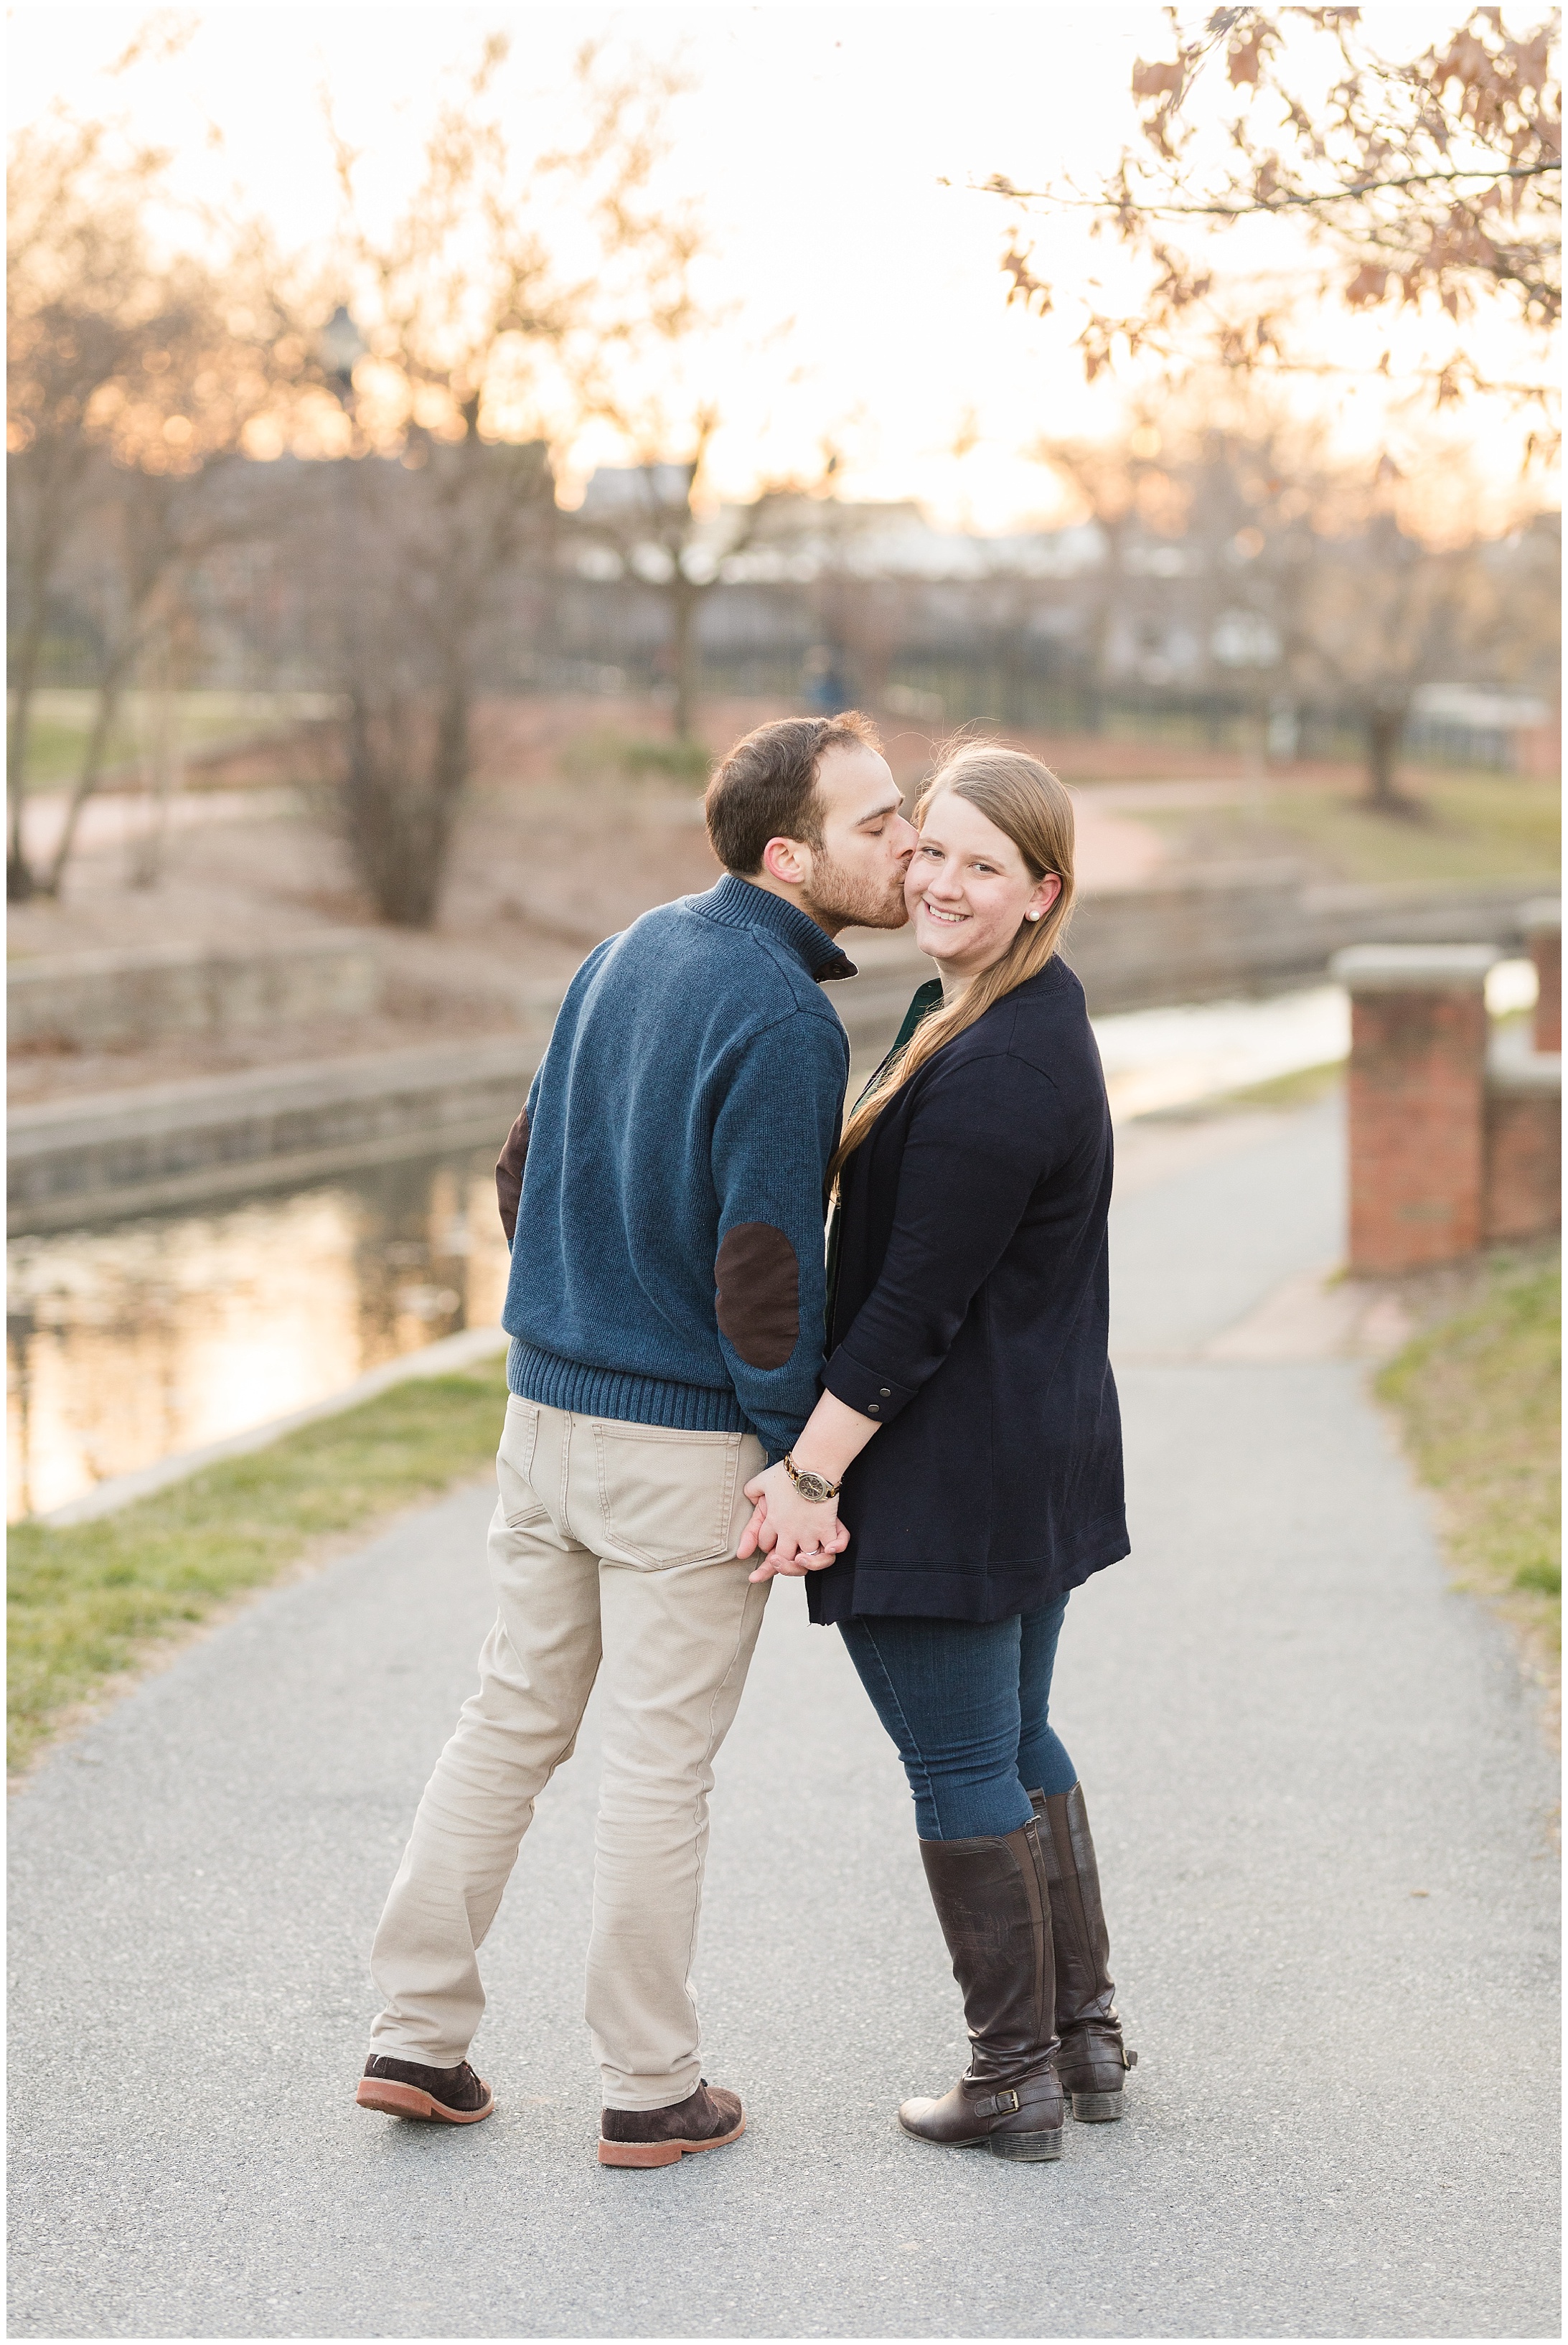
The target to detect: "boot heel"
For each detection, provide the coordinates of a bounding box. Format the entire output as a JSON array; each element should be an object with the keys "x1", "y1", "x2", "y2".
[
  {"x1": 1071, "y1": 2089, "x2": 1123, "y2": 2123},
  {"x1": 988, "y1": 2126, "x2": 1064, "y2": 2163}
]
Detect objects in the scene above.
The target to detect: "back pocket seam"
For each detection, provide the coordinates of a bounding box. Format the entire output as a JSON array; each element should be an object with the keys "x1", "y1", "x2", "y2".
[
  {"x1": 592, "y1": 1426, "x2": 741, "y2": 1569},
  {"x1": 497, "y1": 1400, "x2": 546, "y2": 1527}
]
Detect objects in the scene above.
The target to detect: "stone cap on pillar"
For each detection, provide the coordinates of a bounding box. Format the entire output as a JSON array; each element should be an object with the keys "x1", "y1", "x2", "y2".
[
  {"x1": 1521, "y1": 897, "x2": 1562, "y2": 939},
  {"x1": 1488, "y1": 1046, "x2": 1564, "y2": 1094},
  {"x1": 1330, "y1": 944, "x2": 1498, "y2": 993},
  {"x1": 1488, "y1": 1017, "x2": 1564, "y2": 1092}
]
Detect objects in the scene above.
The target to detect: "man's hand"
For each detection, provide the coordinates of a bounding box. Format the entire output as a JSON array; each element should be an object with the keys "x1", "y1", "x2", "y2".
[{"x1": 738, "y1": 1461, "x2": 850, "y2": 1582}]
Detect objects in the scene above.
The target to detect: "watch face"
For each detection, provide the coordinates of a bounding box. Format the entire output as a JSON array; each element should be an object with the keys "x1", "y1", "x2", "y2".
[{"x1": 794, "y1": 1471, "x2": 835, "y2": 1505}]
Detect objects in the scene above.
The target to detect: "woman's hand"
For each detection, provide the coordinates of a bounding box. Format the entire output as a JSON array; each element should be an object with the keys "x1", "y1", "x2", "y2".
[
  {"x1": 737, "y1": 1461, "x2": 849, "y2": 1582},
  {"x1": 736, "y1": 1394, "x2": 883, "y2": 1582}
]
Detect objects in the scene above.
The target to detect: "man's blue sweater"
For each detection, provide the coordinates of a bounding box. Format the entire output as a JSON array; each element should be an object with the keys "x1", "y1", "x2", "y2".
[{"x1": 502, "y1": 874, "x2": 854, "y2": 1461}]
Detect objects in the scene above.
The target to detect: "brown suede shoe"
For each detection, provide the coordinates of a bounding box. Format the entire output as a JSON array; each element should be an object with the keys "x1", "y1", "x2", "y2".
[
  {"x1": 357, "y1": 2054, "x2": 494, "y2": 2124},
  {"x1": 598, "y1": 2080, "x2": 745, "y2": 2168}
]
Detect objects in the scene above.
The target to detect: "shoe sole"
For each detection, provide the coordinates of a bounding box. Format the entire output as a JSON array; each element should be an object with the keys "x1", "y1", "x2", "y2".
[
  {"x1": 1070, "y1": 2090, "x2": 1125, "y2": 2123},
  {"x1": 598, "y1": 2114, "x2": 746, "y2": 2167},
  {"x1": 898, "y1": 2115, "x2": 1064, "y2": 2163},
  {"x1": 988, "y1": 2127, "x2": 1064, "y2": 2162},
  {"x1": 356, "y1": 2078, "x2": 494, "y2": 2125}
]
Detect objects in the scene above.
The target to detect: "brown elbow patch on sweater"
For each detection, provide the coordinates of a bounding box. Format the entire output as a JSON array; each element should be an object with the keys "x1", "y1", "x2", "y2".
[
  {"x1": 496, "y1": 1106, "x2": 530, "y2": 1243},
  {"x1": 715, "y1": 1222, "x2": 799, "y2": 1369}
]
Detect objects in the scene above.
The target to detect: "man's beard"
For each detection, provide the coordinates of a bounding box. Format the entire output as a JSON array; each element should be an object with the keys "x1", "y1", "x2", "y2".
[{"x1": 804, "y1": 850, "x2": 910, "y2": 934}]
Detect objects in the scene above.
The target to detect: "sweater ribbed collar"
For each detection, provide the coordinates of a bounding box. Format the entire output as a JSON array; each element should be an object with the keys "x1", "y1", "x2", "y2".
[{"x1": 695, "y1": 872, "x2": 858, "y2": 982}]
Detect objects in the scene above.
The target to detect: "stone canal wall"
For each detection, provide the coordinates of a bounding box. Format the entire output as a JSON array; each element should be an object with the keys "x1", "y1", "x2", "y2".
[
  {"x1": 8, "y1": 1038, "x2": 541, "y2": 1233},
  {"x1": 1060, "y1": 867, "x2": 1545, "y2": 1012},
  {"x1": 8, "y1": 934, "x2": 381, "y2": 1052},
  {"x1": 7, "y1": 873, "x2": 1549, "y2": 1231}
]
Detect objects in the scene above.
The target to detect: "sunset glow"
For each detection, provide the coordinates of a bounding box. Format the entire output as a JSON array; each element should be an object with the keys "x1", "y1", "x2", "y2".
[{"x1": 10, "y1": 3, "x2": 1554, "y2": 522}]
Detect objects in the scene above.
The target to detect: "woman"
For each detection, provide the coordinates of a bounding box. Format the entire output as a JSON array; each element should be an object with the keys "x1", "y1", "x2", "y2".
[{"x1": 743, "y1": 743, "x2": 1132, "y2": 2165}]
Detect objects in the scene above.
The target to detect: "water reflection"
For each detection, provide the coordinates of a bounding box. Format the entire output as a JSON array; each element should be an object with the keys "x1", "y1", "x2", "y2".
[
  {"x1": 13, "y1": 969, "x2": 1534, "y2": 1523},
  {"x1": 7, "y1": 1148, "x2": 510, "y2": 1521}
]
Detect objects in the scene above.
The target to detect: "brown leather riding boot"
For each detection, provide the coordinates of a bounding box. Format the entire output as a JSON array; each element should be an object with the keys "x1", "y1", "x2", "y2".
[
  {"x1": 1031, "y1": 1782, "x2": 1137, "y2": 2121},
  {"x1": 898, "y1": 1818, "x2": 1065, "y2": 2163}
]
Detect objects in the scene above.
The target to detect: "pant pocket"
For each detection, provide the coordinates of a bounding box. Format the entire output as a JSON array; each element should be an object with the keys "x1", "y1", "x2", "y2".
[
  {"x1": 497, "y1": 1399, "x2": 547, "y2": 1526},
  {"x1": 591, "y1": 1424, "x2": 743, "y2": 1569}
]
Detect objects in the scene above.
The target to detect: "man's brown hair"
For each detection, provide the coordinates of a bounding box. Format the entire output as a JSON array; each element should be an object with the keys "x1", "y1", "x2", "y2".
[{"x1": 704, "y1": 711, "x2": 881, "y2": 876}]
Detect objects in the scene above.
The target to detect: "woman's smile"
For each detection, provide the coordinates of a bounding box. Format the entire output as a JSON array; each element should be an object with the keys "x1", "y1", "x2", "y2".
[{"x1": 905, "y1": 784, "x2": 1061, "y2": 986}]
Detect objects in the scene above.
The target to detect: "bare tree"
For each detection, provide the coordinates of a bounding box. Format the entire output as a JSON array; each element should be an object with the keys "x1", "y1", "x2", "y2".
[
  {"x1": 1029, "y1": 416, "x2": 1184, "y2": 728},
  {"x1": 1283, "y1": 494, "x2": 1503, "y2": 807},
  {"x1": 6, "y1": 116, "x2": 292, "y2": 896},
  {"x1": 42, "y1": 446, "x2": 291, "y2": 892},
  {"x1": 575, "y1": 435, "x2": 735, "y2": 741},
  {"x1": 800, "y1": 492, "x2": 913, "y2": 716},
  {"x1": 1186, "y1": 428, "x2": 1533, "y2": 807},
  {"x1": 1175, "y1": 420, "x2": 1519, "y2": 807},
  {"x1": 8, "y1": 120, "x2": 172, "y2": 897},
  {"x1": 324, "y1": 433, "x2": 556, "y2": 925},
  {"x1": 311, "y1": 38, "x2": 705, "y2": 921},
  {"x1": 1030, "y1": 391, "x2": 1541, "y2": 805},
  {"x1": 124, "y1": 598, "x2": 197, "y2": 890},
  {"x1": 573, "y1": 426, "x2": 829, "y2": 740},
  {"x1": 1481, "y1": 504, "x2": 1562, "y2": 695},
  {"x1": 987, "y1": 6, "x2": 1559, "y2": 428}
]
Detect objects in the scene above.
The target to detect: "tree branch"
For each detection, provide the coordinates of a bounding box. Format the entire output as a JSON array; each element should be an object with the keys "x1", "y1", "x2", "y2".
[{"x1": 980, "y1": 160, "x2": 1563, "y2": 216}]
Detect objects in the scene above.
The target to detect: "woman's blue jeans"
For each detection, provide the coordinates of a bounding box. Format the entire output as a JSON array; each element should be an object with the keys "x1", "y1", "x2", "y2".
[{"x1": 838, "y1": 1598, "x2": 1077, "y2": 1841}]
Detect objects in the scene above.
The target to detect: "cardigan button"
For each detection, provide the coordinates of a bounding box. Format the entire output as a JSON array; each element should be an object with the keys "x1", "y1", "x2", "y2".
[
  {"x1": 879, "y1": 1388, "x2": 891, "y2": 1396},
  {"x1": 867, "y1": 1404, "x2": 880, "y2": 1414}
]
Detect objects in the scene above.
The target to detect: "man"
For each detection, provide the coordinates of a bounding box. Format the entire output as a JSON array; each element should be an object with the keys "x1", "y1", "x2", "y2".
[{"x1": 358, "y1": 712, "x2": 916, "y2": 2166}]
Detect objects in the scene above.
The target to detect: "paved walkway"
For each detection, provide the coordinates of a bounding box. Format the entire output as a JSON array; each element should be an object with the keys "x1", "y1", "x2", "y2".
[{"x1": 9, "y1": 1096, "x2": 1559, "y2": 2338}]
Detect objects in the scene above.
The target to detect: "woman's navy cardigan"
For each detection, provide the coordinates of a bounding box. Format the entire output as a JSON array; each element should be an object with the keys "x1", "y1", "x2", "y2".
[{"x1": 807, "y1": 954, "x2": 1129, "y2": 1626}]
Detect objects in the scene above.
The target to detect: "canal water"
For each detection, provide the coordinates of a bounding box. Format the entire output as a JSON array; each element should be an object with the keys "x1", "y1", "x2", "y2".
[
  {"x1": 8, "y1": 969, "x2": 1534, "y2": 1521},
  {"x1": 8, "y1": 1147, "x2": 511, "y2": 1522}
]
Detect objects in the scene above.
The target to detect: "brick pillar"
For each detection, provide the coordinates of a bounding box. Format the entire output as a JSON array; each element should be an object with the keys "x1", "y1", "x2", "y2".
[
  {"x1": 1485, "y1": 1060, "x2": 1563, "y2": 1241},
  {"x1": 1332, "y1": 945, "x2": 1496, "y2": 1273},
  {"x1": 1521, "y1": 898, "x2": 1562, "y2": 1055}
]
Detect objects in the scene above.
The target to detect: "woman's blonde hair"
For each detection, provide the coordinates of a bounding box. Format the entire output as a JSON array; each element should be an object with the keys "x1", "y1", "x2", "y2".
[{"x1": 828, "y1": 741, "x2": 1076, "y2": 1185}]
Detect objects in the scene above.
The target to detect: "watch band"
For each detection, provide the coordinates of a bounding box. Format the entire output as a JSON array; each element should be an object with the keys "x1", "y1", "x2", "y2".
[{"x1": 782, "y1": 1452, "x2": 842, "y2": 1504}]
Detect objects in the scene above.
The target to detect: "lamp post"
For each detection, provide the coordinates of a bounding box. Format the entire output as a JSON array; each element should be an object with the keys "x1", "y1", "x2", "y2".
[
  {"x1": 317, "y1": 304, "x2": 367, "y2": 408},
  {"x1": 314, "y1": 304, "x2": 367, "y2": 627},
  {"x1": 315, "y1": 306, "x2": 367, "y2": 842}
]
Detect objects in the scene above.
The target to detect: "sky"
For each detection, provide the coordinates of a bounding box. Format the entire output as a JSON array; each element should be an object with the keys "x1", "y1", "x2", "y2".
[{"x1": 8, "y1": 4, "x2": 1551, "y2": 528}]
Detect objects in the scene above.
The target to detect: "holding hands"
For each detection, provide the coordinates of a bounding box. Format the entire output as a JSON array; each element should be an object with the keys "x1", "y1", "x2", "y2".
[
  {"x1": 736, "y1": 1390, "x2": 884, "y2": 1583},
  {"x1": 737, "y1": 1460, "x2": 849, "y2": 1582}
]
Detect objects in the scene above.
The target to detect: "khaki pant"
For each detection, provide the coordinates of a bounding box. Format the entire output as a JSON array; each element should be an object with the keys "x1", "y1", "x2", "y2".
[{"x1": 367, "y1": 1396, "x2": 770, "y2": 2109}]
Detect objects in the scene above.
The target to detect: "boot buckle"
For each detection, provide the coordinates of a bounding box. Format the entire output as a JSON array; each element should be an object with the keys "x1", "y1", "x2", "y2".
[{"x1": 995, "y1": 2088, "x2": 1020, "y2": 2115}]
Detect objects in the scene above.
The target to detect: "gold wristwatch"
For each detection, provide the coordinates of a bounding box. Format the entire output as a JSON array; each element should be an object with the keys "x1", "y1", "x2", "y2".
[{"x1": 782, "y1": 1453, "x2": 842, "y2": 1505}]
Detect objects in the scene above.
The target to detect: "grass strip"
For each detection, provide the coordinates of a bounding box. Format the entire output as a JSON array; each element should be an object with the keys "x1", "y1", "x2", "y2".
[
  {"x1": 8, "y1": 1358, "x2": 509, "y2": 1775},
  {"x1": 1140, "y1": 770, "x2": 1560, "y2": 888},
  {"x1": 1377, "y1": 1251, "x2": 1561, "y2": 1661}
]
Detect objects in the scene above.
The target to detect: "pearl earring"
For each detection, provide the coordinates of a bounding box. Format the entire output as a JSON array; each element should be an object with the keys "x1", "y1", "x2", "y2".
[{"x1": 1026, "y1": 909, "x2": 1042, "y2": 921}]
